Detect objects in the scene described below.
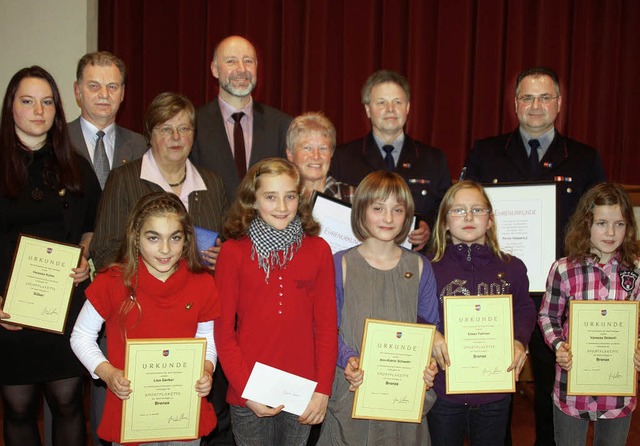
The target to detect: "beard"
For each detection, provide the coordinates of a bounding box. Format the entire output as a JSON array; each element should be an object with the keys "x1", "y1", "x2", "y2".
[{"x1": 219, "y1": 72, "x2": 256, "y2": 98}]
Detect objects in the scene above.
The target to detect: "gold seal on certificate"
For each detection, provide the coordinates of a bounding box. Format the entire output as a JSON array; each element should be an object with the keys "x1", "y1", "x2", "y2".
[
  {"x1": 444, "y1": 295, "x2": 515, "y2": 394},
  {"x1": 352, "y1": 319, "x2": 435, "y2": 423},
  {"x1": 121, "y1": 338, "x2": 206, "y2": 443},
  {"x1": 568, "y1": 300, "x2": 639, "y2": 396},
  {"x1": 1, "y1": 234, "x2": 82, "y2": 333}
]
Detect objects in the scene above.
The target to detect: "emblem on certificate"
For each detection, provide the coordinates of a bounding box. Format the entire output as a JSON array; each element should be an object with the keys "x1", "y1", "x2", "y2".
[
  {"x1": 443, "y1": 294, "x2": 515, "y2": 394},
  {"x1": 121, "y1": 338, "x2": 206, "y2": 443},
  {"x1": 567, "y1": 300, "x2": 638, "y2": 396},
  {"x1": 352, "y1": 319, "x2": 435, "y2": 423},
  {"x1": 1, "y1": 234, "x2": 83, "y2": 333}
]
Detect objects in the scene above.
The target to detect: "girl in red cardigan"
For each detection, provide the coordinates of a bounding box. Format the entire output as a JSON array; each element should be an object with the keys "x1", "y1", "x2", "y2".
[
  {"x1": 215, "y1": 158, "x2": 338, "y2": 446},
  {"x1": 71, "y1": 192, "x2": 221, "y2": 445}
]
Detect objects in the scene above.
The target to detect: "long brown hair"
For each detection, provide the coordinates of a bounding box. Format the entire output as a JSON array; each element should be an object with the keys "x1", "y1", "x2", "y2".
[
  {"x1": 565, "y1": 183, "x2": 639, "y2": 267},
  {"x1": 0, "y1": 66, "x2": 81, "y2": 197},
  {"x1": 113, "y1": 192, "x2": 205, "y2": 335},
  {"x1": 223, "y1": 158, "x2": 319, "y2": 239},
  {"x1": 430, "y1": 180, "x2": 504, "y2": 262}
]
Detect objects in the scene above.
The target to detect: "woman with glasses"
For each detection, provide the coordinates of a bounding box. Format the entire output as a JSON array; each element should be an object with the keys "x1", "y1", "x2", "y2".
[
  {"x1": 426, "y1": 180, "x2": 536, "y2": 446},
  {"x1": 90, "y1": 92, "x2": 228, "y2": 272}
]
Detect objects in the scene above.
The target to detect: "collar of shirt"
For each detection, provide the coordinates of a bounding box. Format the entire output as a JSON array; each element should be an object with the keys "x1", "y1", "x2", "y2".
[
  {"x1": 519, "y1": 127, "x2": 555, "y2": 159},
  {"x1": 218, "y1": 96, "x2": 254, "y2": 163},
  {"x1": 373, "y1": 133, "x2": 405, "y2": 166},
  {"x1": 139, "y1": 150, "x2": 207, "y2": 211},
  {"x1": 79, "y1": 116, "x2": 116, "y2": 166}
]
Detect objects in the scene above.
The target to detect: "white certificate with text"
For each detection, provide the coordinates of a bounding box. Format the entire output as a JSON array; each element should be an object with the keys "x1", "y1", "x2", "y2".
[{"x1": 484, "y1": 184, "x2": 558, "y2": 292}]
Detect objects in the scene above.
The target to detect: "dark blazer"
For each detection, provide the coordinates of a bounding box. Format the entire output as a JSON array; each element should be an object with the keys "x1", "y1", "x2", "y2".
[
  {"x1": 464, "y1": 128, "x2": 607, "y2": 242},
  {"x1": 67, "y1": 118, "x2": 148, "y2": 171},
  {"x1": 190, "y1": 100, "x2": 292, "y2": 203},
  {"x1": 330, "y1": 132, "x2": 452, "y2": 226},
  {"x1": 90, "y1": 158, "x2": 228, "y2": 270}
]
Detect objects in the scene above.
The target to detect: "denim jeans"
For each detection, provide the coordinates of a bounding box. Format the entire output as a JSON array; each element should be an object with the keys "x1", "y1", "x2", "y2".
[
  {"x1": 427, "y1": 395, "x2": 512, "y2": 446},
  {"x1": 553, "y1": 404, "x2": 631, "y2": 446},
  {"x1": 230, "y1": 405, "x2": 311, "y2": 446}
]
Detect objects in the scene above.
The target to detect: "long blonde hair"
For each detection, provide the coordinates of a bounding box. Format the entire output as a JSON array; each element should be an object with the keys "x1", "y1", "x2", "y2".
[{"x1": 430, "y1": 180, "x2": 504, "y2": 262}]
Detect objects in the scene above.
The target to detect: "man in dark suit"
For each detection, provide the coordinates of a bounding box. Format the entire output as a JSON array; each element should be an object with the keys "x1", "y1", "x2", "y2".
[
  {"x1": 464, "y1": 66, "x2": 606, "y2": 446},
  {"x1": 56, "y1": 51, "x2": 146, "y2": 446},
  {"x1": 191, "y1": 35, "x2": 291, "y2": 203},
  {"x1": 331, "y1": 70, "x2": 451, "y2": 242},
  {"x1": 68, "y1": 51, "x2": 147, "y2": 190}
]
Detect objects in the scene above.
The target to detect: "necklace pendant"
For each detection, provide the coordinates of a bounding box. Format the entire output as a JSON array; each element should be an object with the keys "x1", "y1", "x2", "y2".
[{"x1": 31, "y1": 188, "x2": 44, "y2": 201}]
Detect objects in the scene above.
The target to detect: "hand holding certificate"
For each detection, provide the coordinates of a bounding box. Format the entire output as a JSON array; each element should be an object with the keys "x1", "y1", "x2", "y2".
[
  {"x1": 443, "y1": 295, "x2": 515, "y2": 394},
  {"x1": 352, "y1": 319, "x2": 435, "y2": 423},
  {"x1": 567, "y1": 300, "x2": 639, "y2": 396},
  {"x1": 1, "y1": 235, "x2": 82, "y2": 333},
  {"x1": 121, "y1": 338, "x2": 206, "y2": 443}
]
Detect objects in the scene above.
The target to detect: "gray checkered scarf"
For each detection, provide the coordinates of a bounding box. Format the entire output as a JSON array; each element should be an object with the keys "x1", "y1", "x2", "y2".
[{"x1": 247, "y1": 215, "x2": 303, "y2": 283}]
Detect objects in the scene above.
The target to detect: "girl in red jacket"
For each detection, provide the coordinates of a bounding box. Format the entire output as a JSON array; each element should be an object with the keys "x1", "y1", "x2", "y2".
[{"x1": 215, "y1": 158, "x2": 338, "y2": 446}]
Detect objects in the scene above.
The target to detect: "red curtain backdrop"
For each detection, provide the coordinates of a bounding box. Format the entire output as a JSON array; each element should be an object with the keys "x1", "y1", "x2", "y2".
[{"x1": 99, "y1": 0, "x2": 640, "y2": 183}]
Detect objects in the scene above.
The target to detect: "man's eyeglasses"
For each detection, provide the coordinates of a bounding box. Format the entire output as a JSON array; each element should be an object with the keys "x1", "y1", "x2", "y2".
[
  {"x1": 517, "y1": 94, "x2": 559, "y2": 104},
  {"x1": 447, "y1": 208, "x2": 491, "y2": 217}
]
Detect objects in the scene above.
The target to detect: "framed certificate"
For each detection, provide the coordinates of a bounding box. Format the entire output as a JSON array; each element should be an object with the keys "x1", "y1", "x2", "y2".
[
  {"x1": 444, "y1": 295, "x2": 515, "y2": 394},
  {"x1": 352, "y1": 318, "x2": 435, "y2": 423},
  {"x1": 312, "y1": 192, "x2": 416, "y2": 254},
  {"x1": 484, "y1": 183, "x2": 559, "y2": 292},
  {"x1": 1, "y1": 234, "x2": 82, "y2": 333},
  {"x1": 567, "y1": 300, "x2": 639, "y2": 396},
  {"x1": 121, "y1": 338, "x2": 206, "y2": 443}
]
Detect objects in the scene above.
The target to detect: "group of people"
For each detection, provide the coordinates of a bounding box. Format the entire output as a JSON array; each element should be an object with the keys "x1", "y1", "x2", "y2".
[{"x1": 0, "y1": 32, "x2": 638, "y2": 446}]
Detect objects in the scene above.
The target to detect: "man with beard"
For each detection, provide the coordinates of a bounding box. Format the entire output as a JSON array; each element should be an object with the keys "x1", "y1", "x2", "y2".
[{"x1": 191, "y1": 35, "x2": 291, "y2": 203}]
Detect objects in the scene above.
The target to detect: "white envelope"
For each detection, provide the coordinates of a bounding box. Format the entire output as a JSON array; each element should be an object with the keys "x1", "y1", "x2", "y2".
[{"x1": 241, "y1": 362, "x2": 317, "y2": 416}]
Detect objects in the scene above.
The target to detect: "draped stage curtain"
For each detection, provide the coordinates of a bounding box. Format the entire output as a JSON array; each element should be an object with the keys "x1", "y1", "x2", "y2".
[{"x1": 99, "y1": 0, "x2": 640, "y2": 183}]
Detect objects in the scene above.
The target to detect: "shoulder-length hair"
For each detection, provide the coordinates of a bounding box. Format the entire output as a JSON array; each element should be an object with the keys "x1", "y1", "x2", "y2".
[
  {"x1": 430, "y1": 180, "x2": 504, "y2": 262},
  {"x1": 0, "y1": 66, "x2": 80, "y2": 197},
  {"x1": 113, "y1": 192, "x2": 205, "y2": 336},
  {"x1": 565, "y1": 183, "x2": 639, "y2": 267},
  {"x1": 222, "y1": 157, "x2": 319, "y2": 239},
  {"x1": 351, "y1": 171, "x2": 415, "y2": 244}
]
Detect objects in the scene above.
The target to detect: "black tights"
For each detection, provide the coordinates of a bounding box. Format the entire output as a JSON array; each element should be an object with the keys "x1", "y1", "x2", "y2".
[{"x1": 1, "y1": 376, "x2": 85, "y2": 446}]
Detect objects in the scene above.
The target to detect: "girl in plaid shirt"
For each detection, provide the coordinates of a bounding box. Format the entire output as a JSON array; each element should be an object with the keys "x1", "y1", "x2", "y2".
[{"x1": 539, "y1": 183, "x2": 640, "y2": 445}]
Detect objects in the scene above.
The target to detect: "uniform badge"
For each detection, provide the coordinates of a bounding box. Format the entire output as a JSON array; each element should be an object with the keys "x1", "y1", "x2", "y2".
[{"x1": 619, "y1": 270, "x2": 638, "y2": 293}]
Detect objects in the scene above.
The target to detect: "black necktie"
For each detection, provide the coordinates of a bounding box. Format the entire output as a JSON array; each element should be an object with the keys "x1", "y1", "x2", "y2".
[
  {"x1": 232, "y1": 112, "x2": 246, "y2": 178},
  {"x1": 94, "y1": 130, "x2": 109, "y2": 189},
  {"x1": 382, "y1": 145, "x2": 395, "y2": 171},
  {"x1": 529, "y1": 139, "x2": 540, "y2": 175}
]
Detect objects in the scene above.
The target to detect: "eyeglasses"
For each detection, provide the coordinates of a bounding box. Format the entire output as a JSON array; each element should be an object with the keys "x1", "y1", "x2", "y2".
[
  {"x1": 447, "y1": 208, "x2": 491, "y2": 217},
  {"x1": 517, "y1": 94, "x2": 559, "y2": 104},
  {"x1": 154, "y1": 125, "x2": 194, "y2": 136}
]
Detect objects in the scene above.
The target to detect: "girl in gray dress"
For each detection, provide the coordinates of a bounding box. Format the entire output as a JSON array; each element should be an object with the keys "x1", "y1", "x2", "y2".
[{"x1": 319, "y1": 171, "x2": 439, "y2": 446}]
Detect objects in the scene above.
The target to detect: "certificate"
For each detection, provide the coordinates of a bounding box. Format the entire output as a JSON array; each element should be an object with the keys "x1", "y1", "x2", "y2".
[
  {"x1": 312, "y1": 193, "x2": 416, "y2": 254},
  {"x1": 121, "y1": 338, "x2": 206, "y2": 443},
  {"x1": 352, "y1": 319, "x2": 435, "y2": 423},
  {"x1": 568, "y1": 300, "x2": 638, "y2": 396},
  {"x1": 242, "y1": 362, "x2": 317, "y2": 416},
  {"x1": 2, "y1": 234, "x2": 82, "y2": 333},
  {"x1": 444, "y1": 295, "x2": 515, "y2": 394},
  {"x1": 484, "y1": 183, "x2": 559, "y2": 292}
]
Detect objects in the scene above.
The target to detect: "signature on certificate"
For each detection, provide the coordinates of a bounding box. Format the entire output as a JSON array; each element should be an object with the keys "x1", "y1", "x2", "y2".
[
  {"x1": 609, "y1": 371, "x2": 623, "y2": 381},
  {"x1": 392, "y1": 395, "x2": 410, "y2": 405},
  {"x1": 482, "y1": 366, "x2": 501, "y2": 376},
  {"x1": 168, "y1": 413, "x2": 188, "y2": 424},
  {"x1": 41, "y1": 306, "x2": 58, "y2": 316}
]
